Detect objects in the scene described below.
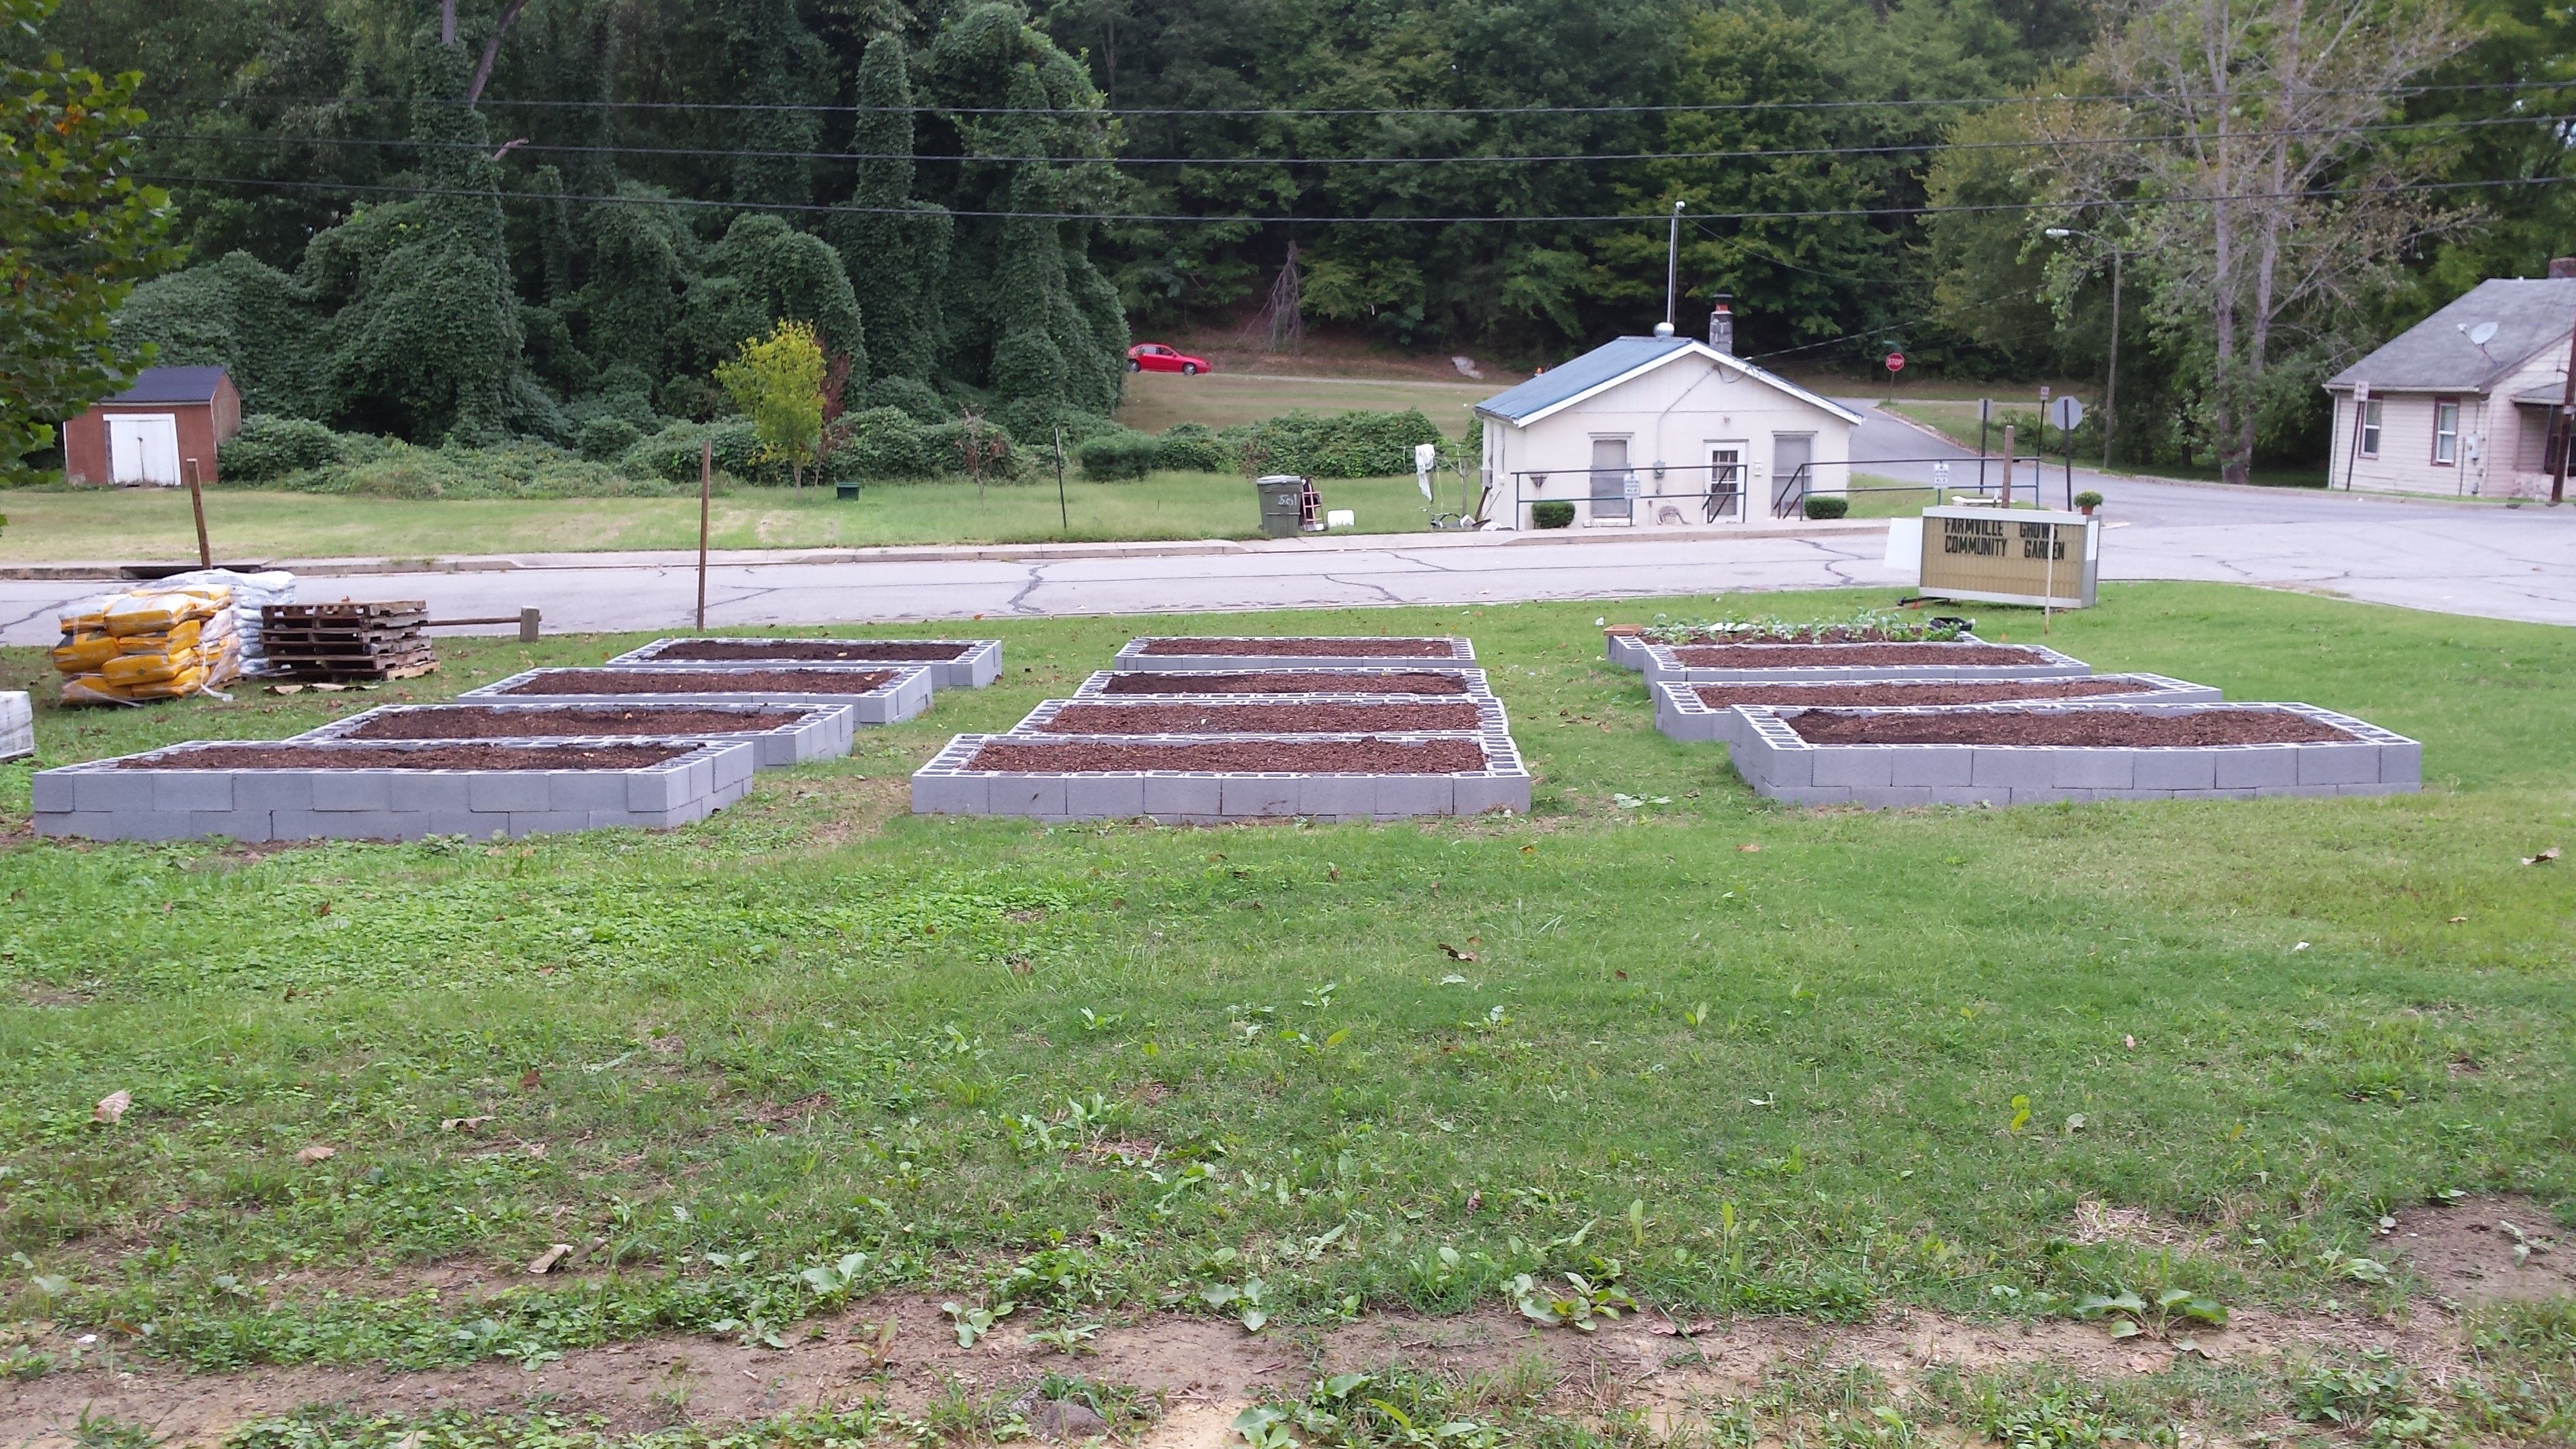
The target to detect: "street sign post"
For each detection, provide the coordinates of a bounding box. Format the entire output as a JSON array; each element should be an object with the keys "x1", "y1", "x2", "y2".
[
  {"x1": 2049, "y1": 396, "x2": 2086, "y2": 508},
  {"x1": 2345, "y1": 383, "x2": 2369, "y2": 492}
]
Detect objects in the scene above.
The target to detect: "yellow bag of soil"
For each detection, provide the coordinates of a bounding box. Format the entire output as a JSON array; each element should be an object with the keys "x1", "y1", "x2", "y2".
[{"x1": 49, "y1": 634, "x2": 120, "y2": 672}]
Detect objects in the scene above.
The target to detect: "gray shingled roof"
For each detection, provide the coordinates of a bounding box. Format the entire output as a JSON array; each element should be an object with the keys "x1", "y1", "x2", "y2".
[
  {"x1": 1473, "y1": 335, "x2": 1860, "y2": 426},
  {"x1": 104, "y1": 366, "x2": 230, "y2": 405},
  {"x1": 2327, "y1": 279, "x2": 2576, "y2": 393}
]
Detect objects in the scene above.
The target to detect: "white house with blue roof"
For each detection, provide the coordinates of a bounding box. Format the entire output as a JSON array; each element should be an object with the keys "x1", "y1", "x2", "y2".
[{"x1": 1471, "y1": 304, "x2": 1861, "y2": 530}]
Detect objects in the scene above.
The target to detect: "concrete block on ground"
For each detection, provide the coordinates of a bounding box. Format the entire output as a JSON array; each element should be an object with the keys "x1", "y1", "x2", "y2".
[
  {"x1": 0, "y1": 691, "x2": 31, "y2": 763},
  {"x1": 610, "y1": 638, "x2": 1002, "y2": 690},
  {"x1": 1115, "y1": 637, "x2": 1474, "y2": 673}
]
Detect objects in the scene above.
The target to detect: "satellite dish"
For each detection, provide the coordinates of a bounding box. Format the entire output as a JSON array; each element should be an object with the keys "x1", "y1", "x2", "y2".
[{"x1": 2469, "y1": 321, "x2": 2500, "y2": 346}]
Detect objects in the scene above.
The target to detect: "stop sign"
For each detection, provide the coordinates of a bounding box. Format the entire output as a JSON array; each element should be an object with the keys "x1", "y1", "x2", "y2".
[{"x1": 1885, "y1": 351, "x2": 1905, "y2": 373}]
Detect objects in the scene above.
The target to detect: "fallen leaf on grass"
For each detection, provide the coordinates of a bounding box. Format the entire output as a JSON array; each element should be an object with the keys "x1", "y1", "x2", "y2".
[
  {"x1": 93, "y1": 1090, "x2": 131, "y2": 1125},
  {"x1": 1438, "y1": 943, "x2": 1478, "y2": 962},
  {"x1": 2124, "y1": 1035, "x2": 2137, "y2": 1051},
  {"x1": 519, "y1": 1068, "x2": 543, "y2": 1090},
  {"x1": 527, "y1": 1244, "x2": 574, "y2": 1276},
  {"x1": 2522, "y1": 847, "x2": 2560, "y2": 866},
  {"x1": 1737, "y1": 843, "x2": 1760, "y2": 853},
  {"x1": 441, "y1": 1116, "x2": 494, "y2": 1134},
  {"x1": 2449, "y1": 916, "x2": 2468, "y2": 924},
  {"x1": 296, "y1": 1146, "x2": 336, "y2": 1164}
]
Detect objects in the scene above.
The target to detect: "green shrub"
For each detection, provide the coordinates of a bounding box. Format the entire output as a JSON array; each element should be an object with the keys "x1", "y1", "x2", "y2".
[
  {"x1": 219, "y1": 416, "x2": 344, "y2": 482},
  {"x1": 622, "y1": 420, "x2": 766, "y2": 484},
  {"x1": 839, "y1": 407, "x2": 939, "y2": 479},
  {"x1": 861, "y1": 375, "x2": 953, "y2": 425},
  {"x1": 2074, "y1": 489, "x2": 2104, "y2": 509},
  {"x1": 1078, "y1": 431, "x2": 1159, "y2": 481},
  {"x1": 1226, "y1": 409, "x2": 1444, "y2": 478},
  {"x1": 1803, "y1": 494, "x2": 1850, "y2": 519},
  {"x1": 256, "y1": 439, "x2": 691, "y2": 499},
  {"x1": 1532, "y1": 500, "x2": 1575, "y2": 529},
  {"x1": 923, "y1": 421, "x2": 1022, "y2": 481},
  {"x1": 1154, "y1": 422, "x2": 1233, "y2": 474},
  {"x1": 577, "y1": 416, "x2": 643, "y2": 463}
]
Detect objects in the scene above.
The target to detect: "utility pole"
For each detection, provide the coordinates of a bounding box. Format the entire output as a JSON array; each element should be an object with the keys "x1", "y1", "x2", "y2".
[
  {"x1": 2556, "y1": 303, "x2": 2576, "y2": 505},
  {"x1": 1661, "y1": 201, "x2": 1685, "y2": 336}
]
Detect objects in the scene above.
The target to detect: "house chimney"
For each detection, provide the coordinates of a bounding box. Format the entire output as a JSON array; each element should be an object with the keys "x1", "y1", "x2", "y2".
[
  {"x1": 2550, "y1": 257, "x2": 2576, "y2": 279},
  {"x1": 1709, "y1": 294, "x2": 1735, "y2": 356}
]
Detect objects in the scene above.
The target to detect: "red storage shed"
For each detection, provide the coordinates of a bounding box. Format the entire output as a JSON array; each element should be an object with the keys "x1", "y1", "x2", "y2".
[{"x1": 62, "y1": 366, "x2": 243, "y2": 486}]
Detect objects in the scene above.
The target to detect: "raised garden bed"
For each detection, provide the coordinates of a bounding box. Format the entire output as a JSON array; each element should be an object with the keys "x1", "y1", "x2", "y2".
[
  {"x1": 1727, "y1": 701, "x2": 2419, "y2": 808},
  {"x1": 1014, "y1": 696, "x2": 1503, "y2": 736},
  {"x1": 294, "y1": 701, "x2": 856, "y2": 768},
  {"x1": 1076, "y1": 667, "x2": 1490, "y2": 698},
  {"x1": 1115, "y1": 637, "x2": 1473, "y2": 671},
  {"x1": 913, "y1": 732, "x2": 1530, "y2": 822},
  {"x1": 1641, "y1": 639, "x2": 2088, "y2": 685},
  {"x1": 461, "y1": 665, "x2": 933, "y2": 724},
  {"x1": 31, "y1": 738, "x2": 758, "y2": 842},
  {"x1": 1653, "y1": 673, "x2": 2220, "y2": 749},
  {"x1": 610, "y1": 637, "x2": 1001, "y2": 689}
]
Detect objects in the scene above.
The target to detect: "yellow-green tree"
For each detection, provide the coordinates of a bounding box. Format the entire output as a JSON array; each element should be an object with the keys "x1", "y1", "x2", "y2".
[{"x1": 714, "y1": 319, "x2": 827, "y2": 487}]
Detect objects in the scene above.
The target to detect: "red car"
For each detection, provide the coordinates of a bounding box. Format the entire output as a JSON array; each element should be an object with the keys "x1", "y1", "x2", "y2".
[{"x1": 1128, "y1": 343, "x2": 1209, "y2": 375}]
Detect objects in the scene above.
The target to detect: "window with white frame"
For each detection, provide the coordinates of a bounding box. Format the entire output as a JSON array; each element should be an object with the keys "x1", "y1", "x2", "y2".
[
  {"x1": 2358, "y1": 399, "x2": 2381, "y2": 457},
  {"x1": 2432, "y1": 399, "x2": 2460, "y2": 465}
]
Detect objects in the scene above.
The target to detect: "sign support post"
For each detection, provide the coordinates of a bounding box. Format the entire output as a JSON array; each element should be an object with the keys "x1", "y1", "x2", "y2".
[
  {"x1": 696, "y1": 441, "x2": 711, "y2": 631},
  {"x1": 2345, "y1": 383, "x2": 2369, "y2": 493}
]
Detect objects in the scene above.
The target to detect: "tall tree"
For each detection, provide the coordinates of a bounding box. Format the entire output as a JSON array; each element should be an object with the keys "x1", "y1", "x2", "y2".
[
  {"x1": 721, "y1": 0, "x2": 824, "y2": 208},
  {"x1": 2047, "y1": 0, "x2": 2476, "y2": 483},
  {"x1": 829, "y1": 33, "x2": 951, "y2": 382},
  {"x1": 1, "y1": 0, "x2": 178, "y2": 482}
]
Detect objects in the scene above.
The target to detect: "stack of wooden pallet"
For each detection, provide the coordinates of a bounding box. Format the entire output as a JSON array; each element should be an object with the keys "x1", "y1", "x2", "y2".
[{"x1": 258, "y1": 602, "x2": 437, "y2": 681}]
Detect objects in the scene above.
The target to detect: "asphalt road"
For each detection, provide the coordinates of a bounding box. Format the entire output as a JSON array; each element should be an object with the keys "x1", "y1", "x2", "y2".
[{"x1": 4, "y1": 402, "x2": 2573, "y2": 642}]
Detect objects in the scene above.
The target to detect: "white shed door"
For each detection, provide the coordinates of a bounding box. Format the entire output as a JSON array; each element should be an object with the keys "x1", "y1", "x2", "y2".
[{"x1": 108, "y1": 414, "x2": 182, "y2": 485}]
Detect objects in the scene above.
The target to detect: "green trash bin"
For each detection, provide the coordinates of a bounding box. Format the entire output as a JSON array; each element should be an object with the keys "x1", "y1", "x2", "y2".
[{"x1": 1254, "y1": 474, "x2": 1309, "y2": 538}]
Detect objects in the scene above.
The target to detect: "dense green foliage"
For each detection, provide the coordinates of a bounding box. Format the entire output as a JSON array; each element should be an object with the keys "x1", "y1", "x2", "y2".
[{"x1": 0, "y1": 0, "x2": 178, "y2": 482}]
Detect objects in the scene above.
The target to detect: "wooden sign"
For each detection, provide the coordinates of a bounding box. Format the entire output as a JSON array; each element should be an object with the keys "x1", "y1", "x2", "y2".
[{"x1": 1918, "y1": 505, "x2": 2099, "y2": 608}]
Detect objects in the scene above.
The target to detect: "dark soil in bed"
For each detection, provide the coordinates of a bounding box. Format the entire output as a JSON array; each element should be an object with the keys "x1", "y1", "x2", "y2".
[
  {"x1": 1098, "y1": 670, "x2": 1470, "y2": 696},
  {"x1": 1784, "y1": 708, "x2": 2352, "y2": 747},
  {"x1": 346, "y1": 706, "x2": 803, "y2": 739},
  {"x1": 1138, "y1": 637, "x2": 1459, "y2": 658},
  {"x1": 125, "y1": 744, "x2": 693, "y2": 771},
  {"x1": 1040, "y1": 701, "x2": 1483, "y2": 733},
  {"x1": 1697, "y1": 678, "x2": 2154, "y2": 709},
  {"x1": 967, "y1": 737, "x2": 1490, "y2": 773},
  {"x1": 1656, "y1": 627, "x2": 1941, "y2": 646},
  {"x1": 653, "y1": 640, "x2": 967, "y2": 663},
  {"x1": 1673, "y1": 642, "x2": 2049, "y2": 666},
  {"x1": 499, "y1": 668, "x2": 896, "y2": 695}
]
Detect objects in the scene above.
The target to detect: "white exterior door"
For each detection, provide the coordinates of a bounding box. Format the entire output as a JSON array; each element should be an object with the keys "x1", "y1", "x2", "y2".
[
  {"x1": 1770, "y1": 433, "x2": 1813, "y2": 516},
  {"x1": 1705, "y1": 442, "x2": 1745, "y2": 519},
  {"x1": 1588, "y1": 437, "x2": 1632, "y2": 522},
  {"x1": 107, "y1": 414, "x2": 182, "y2": 485}
]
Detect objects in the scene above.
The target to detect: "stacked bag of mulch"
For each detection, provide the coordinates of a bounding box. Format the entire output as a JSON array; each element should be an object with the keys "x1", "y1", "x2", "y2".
[
  {"x1": 51, "y1": 582, "x2": 244, "y2": 705},
  {"x1": 152, "y1": 568, "x2": 295, "y2": 678}
]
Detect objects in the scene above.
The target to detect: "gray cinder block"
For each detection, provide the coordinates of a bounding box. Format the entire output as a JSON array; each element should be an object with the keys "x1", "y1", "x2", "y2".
[
  {"x1": 0, "y1": 690, "x2": 31, "y2": 763},
  {"x1": 1064, "y1": 774, "x2": 1148, "y2": 819},
  {"x1": 310, "y1": 771, "x2": 392, "y2": 812}
]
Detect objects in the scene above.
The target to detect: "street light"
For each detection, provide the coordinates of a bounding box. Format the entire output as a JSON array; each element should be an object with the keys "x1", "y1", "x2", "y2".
[{"x1": 2044, "y1": 226, "x2": 2124, "y2": 470}]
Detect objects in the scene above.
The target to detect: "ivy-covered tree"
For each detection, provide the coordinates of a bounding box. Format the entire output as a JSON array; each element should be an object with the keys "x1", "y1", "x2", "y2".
[
  {"x1": 828, "y1": 33, "x2": 950, "y2": 383},
  {"x1": 1, "y1": 0, "x2": 178, "y2": 482},
  {"x1": 720, "y1": 0, "x2": 824, "y2": 208},
  {"x1": 685, "y1": 212, "x2": 867, "y2": 378}
]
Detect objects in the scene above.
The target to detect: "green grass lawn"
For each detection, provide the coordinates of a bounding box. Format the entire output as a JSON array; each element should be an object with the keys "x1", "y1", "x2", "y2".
[
  {"x1": 1114, "y1": 369, "x2": 1489, "y2": 437},
  {"x1": 0, "y1": 583, "x2": 2571, "y2": 1413},
  {"x1": 0, "y1": 472, "x2": 1442, "y2": 563}
]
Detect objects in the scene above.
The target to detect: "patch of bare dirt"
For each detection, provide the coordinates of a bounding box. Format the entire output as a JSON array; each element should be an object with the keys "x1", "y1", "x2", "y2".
[
  {"x1": 0, "y1": 1280, "x2": 2544, "y2": 1447},
  {"x1": 2386, "y1": 1194, "x2": 2576, "y2": 1304}
]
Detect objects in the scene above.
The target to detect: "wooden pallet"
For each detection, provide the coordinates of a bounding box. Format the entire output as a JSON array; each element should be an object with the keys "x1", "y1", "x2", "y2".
[{"x1": 260, "y1": 601, "x2": 437, "y2": 681}]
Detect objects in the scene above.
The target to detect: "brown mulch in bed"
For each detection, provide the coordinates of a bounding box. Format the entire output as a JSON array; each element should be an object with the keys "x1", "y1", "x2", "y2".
[
  {"x1": 652, "y1": 640, "x2": 967, "y2": 662},
  {"x1": 1672, "y1": 642, "x2": 2050, "y2": 666},
  {"x1": 345, "y1": 706, "x2": 803, "y2": 739},
  {"x1": 1783, "y1": 708, "x2": 2351, "y2": 747},
  {"x1": 497, "y1": 669, "x2": 895, "y2": 695},
  {"x1": 1695, "y1": 678, "x2": 2154, "y2": 709},
  {"x1": 1136, "y1": 637, "x2": 1459, "y2": 658},
  {"x1": 966, "y1": 737, "x2": 1490, "y2": 773},
  {"x1": 1097, "y1": 670, "x2": 1471, "y2": 696},
  {"x1": 1037, "y1": 701, "x2": 1482, "y2": 734},
  {"x1": 124, "y1": 744, "x2": 694, "y2": 771}
]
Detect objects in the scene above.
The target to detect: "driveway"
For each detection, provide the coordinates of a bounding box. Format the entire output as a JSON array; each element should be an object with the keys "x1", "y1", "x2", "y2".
[{"x1": 3, "y1": 404, "x2": 2572, "y2": 642}]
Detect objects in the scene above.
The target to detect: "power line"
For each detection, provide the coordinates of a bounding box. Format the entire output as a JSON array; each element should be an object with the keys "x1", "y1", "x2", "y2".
[
  {"x1": 139, "y1": 168, "x2": 2576, "y2": 226},
  {"x1": 134, "y1": 110, "x2": 2576, "y2": 169},
  {"x1": 135, "y1": 76, "x2": 2576, "y2": 119}
]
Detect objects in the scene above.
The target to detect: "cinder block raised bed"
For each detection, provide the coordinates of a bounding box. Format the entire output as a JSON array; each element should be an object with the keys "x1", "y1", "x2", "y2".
[
  {"x1": 1604, "y1": 628, "x2": 1649, "y2": 672},
  {"x1": 912, "y1": 733, "x2": 1531, "y2": 822},
  {"x1": 1113, "y1": 636, "x2": 1475, "y2": 673},
  {"x1": 1, "y1": 690, "x2": 30, "y2": 763},
  {"x1": 461, "y1": 665, "x2": 933, "y2": 724},
  {"x1": 608, "y1": 637, "x2": 1001, "y2": 690},
  {"x1": 1656, "y1": 673, "x2": 2220, "y2": 749},
  {"x1": 1727, "y1": 701, "x2": 2419, "y2": 808},
  {"x1": 31, "y1": 738, "x2": 758, "y2": 842},
  {"x1": 1073, "y1": 666, "x2": 1493, "y2": 698},
  {"x1": 1642, "y1": 638, "x2": 2088, "y2": 685},
  {"x1": 293, "y1": 701, "x2": 856, "y2": 768},
  {"x1": 1009, "y1": 693, "x2": 1511, "y2": 738}
]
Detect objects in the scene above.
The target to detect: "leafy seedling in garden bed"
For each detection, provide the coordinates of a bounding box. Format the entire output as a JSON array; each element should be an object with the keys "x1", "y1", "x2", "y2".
[
  {"x1": 1508, "y1": 1270, "x2": 1636, "y2": 1331},
  {"x1": 2067, "y1": 1287, "x2": 2227, "y2": 1341}
]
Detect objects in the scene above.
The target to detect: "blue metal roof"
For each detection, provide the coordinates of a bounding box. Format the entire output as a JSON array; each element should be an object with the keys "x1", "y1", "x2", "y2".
[
  {"x1": 104, "y1": 366, "x2": 230, "y2": 405},
  {"x1": 1473, "y1": 336, "x2": 1694, "y2": 424}
]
